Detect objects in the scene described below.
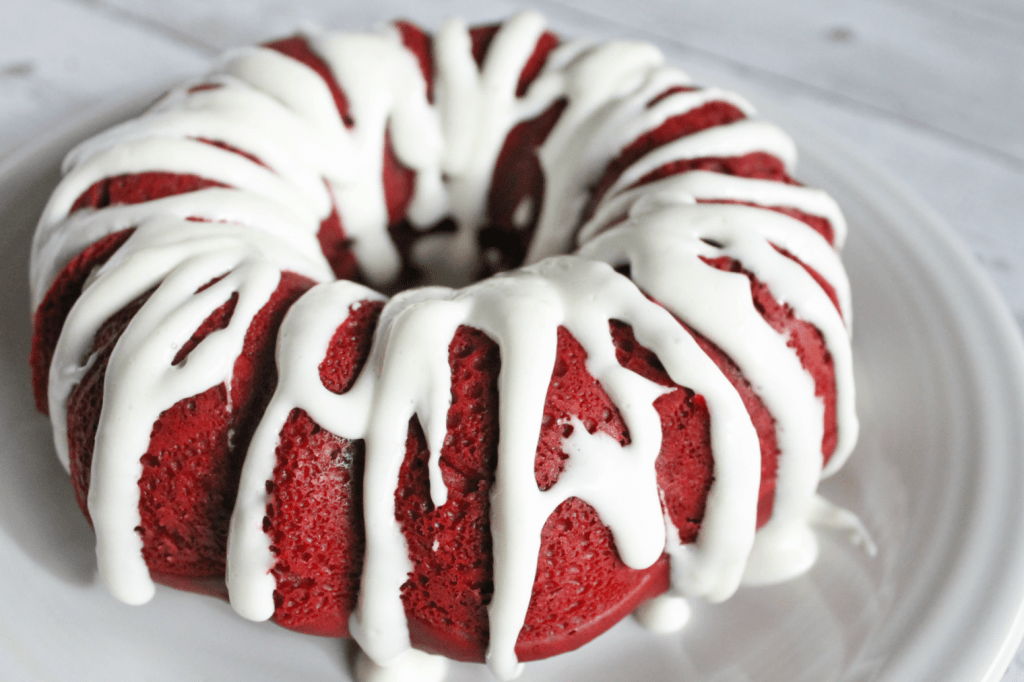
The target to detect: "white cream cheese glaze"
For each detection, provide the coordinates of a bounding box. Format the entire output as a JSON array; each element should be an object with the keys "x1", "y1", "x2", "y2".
[
  {"x1": 355, "y1": 647, "x2": 450, "y2": 682},
  {"x1": 32, "y1": 9, "x2": 860, "y2": 681},
  {"x1": 579, "y1": 202, "x2": 857, "y2": 585},
  {"x1": 633, "y1": 594, "x2": 692, "y2": 634}
]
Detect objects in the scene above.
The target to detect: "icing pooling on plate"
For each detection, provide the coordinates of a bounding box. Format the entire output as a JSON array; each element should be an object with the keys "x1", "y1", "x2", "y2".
[{"x1": 32, "y1": 9, "x2": 858, "y2": 681}]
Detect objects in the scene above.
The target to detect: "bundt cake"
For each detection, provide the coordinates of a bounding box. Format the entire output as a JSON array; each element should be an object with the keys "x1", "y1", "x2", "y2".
[{"x1": 29, "y1": 10, "x2": 860, "y2": 681}]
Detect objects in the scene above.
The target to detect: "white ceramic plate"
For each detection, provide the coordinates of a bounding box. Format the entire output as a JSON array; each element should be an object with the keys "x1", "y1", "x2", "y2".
[{"x1": 2, "y1": 92, "x2": 1024, "y2": 682}]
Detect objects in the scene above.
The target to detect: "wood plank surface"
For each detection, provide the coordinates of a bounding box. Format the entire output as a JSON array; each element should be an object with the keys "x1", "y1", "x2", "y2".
[
  {"x1": 0, "y1": 0, "x2": 209, "y2": 156},
  {"x1": 4, "y1": 0, "x2": 1018, "y2": 327}
]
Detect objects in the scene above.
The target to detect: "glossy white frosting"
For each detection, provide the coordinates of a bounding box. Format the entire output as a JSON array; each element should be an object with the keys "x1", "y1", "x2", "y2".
[
  {"x1": 32, "y1": 10, "x2": 859, "y2": 681},
  {"x1": 633, "y1": 594, "x2": 692, "y2": 634},
  {"x1": 355, "y1": 647, "x2": 450, "y2": 682}
]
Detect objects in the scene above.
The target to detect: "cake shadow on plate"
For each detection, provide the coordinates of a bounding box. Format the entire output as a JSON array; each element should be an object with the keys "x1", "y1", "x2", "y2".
[{"x1": 0, "y1": 145, "x2": 96, "y2": 587}]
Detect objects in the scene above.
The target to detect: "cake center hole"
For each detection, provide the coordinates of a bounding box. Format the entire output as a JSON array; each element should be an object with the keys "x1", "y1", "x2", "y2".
[{"x1": 379, "y1": 205, "x2": 550, "y2": 295}]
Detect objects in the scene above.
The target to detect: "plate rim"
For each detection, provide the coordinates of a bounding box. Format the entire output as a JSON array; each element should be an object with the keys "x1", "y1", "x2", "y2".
[
  {"x1": 4, "y1": 88, "x2": 1024, "y2": 682},
  {"x1": 781, "y1": 104, "x2": 1024, "y2": 682}
]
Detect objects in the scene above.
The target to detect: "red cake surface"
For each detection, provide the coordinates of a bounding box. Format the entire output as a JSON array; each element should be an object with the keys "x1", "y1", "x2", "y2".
[
  {"x1": 259, "y1": 312, "x2": 721, "y2": 661},
  {"x1": 64, "y1": 270, "x2": 314, "y2": 590},
  {"x1": 264, "y1": 299, "x2": 384, "y2": 637},
  {"x1": 29, "y1": 14, "x2": 851, "y2": 672}
]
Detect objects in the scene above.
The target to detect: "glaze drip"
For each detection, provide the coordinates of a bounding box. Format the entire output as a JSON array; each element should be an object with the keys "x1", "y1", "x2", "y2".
[{"x1": 32, "y1": 10, "x2": 858, "y2": 681}]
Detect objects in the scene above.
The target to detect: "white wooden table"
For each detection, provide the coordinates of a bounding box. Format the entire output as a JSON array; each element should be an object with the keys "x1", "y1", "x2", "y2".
[{"x1": 2, "y1": 0, "x2": 1022, "y2": 679}]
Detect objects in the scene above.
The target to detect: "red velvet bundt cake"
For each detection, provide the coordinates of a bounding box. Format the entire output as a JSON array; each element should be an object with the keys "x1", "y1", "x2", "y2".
[{"x1": 29, "y1": 11, "x2": 860, "y2": 681}]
